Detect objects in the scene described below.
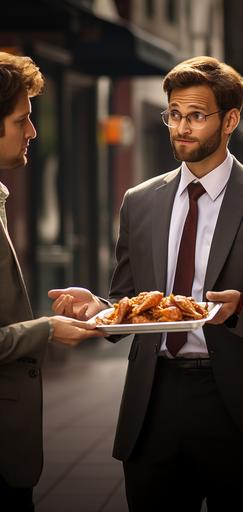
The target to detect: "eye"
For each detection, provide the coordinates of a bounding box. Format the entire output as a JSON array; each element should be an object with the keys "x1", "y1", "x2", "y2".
[
  {"x1": 190, "y1": 112, "x2": 205, "y2": 122},
  {"x1": 16, "y1": 118, "x2": 27, "y2": 125},
  {"x1": 170, "y1": 110, "x2": 181, "y2": 120}
]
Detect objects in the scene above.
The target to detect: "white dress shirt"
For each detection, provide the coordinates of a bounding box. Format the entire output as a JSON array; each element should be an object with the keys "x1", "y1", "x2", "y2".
[
  {"x1": 0, "y1": 181, "x2": 9, "y2": 229},
  {"x1": 160, "y1": 150, "x2": 233, "y2": 357}
]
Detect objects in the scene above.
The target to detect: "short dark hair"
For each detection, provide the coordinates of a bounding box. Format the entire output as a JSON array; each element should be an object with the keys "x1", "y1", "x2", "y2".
[
  {"x1": 0, "y1": 51, "x2": 44, "y2": 132},
  {"x1": 163, "y1": 56, "x2": 243, "y2": 112}
]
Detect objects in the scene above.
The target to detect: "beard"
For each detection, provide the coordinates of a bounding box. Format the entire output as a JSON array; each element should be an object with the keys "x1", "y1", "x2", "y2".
[
  {"x1": 0, "y1": 154, "x2": 27, "y2": 170},
  {"x1": 170, "y1": 124, "x2": 222, "y2": 163}
]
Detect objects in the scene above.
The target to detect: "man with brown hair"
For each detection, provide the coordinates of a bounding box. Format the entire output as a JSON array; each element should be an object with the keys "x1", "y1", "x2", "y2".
[
  {"x1": 50, "y1": 56, "x2": 243, "y2": 511},
  {"x1": 0, "y1": 51, "x2": 97, "y2": 510}
]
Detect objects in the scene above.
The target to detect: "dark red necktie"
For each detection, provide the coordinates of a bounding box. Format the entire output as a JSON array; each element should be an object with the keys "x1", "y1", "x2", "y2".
[{"x1": 166, "y1": 182, "x2": 206, "y2": 357}]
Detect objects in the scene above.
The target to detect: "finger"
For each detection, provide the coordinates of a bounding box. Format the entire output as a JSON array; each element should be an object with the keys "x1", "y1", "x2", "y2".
[
  {"x1": 206, "y1": 291, "x2": 224, "y2": 301},
  {"x1": 207, "y1": 304, "x2": 233, "y2": 324},
  {"x1": 85, "y1": 302, "x2": 105, "y2": 320},
  {"x1": 52, "y1": 296, "x2": 66, "y2": 314},
  {"x1": 206, "y1": 290, "x2": 238, "y2": 303},
  {"x1": 49, "y1": 287, "x2": 90, "y2": 299},
  {"x1": 62, "y1": 295, "x2": 74, "y2": 317},
  {"x1": 48, "y1": 288, "x2": 70, "y2": 299},
  {"x1": 55, "y1": 327, "x2": 104, "y2": 345},
  {"x1": 52, "y1": 294, "x2": 73, "y2": 315},
  {"x1": 70, "y1": 318, "x2": 98, "y2": 329},
  {"x1": 73, "y1": 303, "x2": 89, "y2": 319},
  {"x1": 207, "y1": 313, "x2": 225, "y2": 324}
]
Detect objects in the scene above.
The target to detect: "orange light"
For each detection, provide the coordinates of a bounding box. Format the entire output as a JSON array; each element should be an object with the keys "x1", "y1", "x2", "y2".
[
  {"x1": 101, "y1": 116, "x2": 123, "y2": 144},
  {"x1": 100, "y1": 116, "x2": 134, "y2": 146}
]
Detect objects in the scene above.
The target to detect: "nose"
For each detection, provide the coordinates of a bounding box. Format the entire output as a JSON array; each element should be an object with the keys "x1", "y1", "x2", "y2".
[
  {"x1": 177, "y1": 117, "x2": 191, "y2": 135},
  {"x1": 27, "y1": 118, "x2": 37, "y2": 140}
]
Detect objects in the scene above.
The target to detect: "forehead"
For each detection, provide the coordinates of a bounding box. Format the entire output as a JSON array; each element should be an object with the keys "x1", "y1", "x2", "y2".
[
  {"x1": 169, "y1": 85, "x2": 217, "y2": 110},
  {"x1": 9, "y1": 91, "x2": 31, "y2": 118}
]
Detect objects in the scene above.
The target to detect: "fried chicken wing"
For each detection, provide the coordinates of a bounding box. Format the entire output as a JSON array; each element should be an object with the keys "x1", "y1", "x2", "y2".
[
  {"x1": 96, "y1": 292, "x2": 208, "y2": 325},
  {"x1": 171, "y1": 295, "x2": 207, "y2": 319},
  {"x1": 110, "y1": 296, "x2": 131, "y2": 324},
  {"x1": 155, "y1": 306, "x2": 183, "y2": 322},
  {"x1": 131, "y1": 291, "x2": 164, "y2": 316}
]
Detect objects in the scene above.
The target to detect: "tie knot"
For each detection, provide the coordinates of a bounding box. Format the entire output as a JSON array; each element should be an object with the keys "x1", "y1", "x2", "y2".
[{"x1": 187, "y1": 182, "x2": 205, "y2": 201}]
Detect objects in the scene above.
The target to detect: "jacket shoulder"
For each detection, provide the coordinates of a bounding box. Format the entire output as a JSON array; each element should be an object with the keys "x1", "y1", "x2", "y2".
[
  {"x1": 232, "y1": 156, "x2": 243, "y2": 174},
  {"x1": 125, "y1": 168, "x2": 180, "y2": 198}
]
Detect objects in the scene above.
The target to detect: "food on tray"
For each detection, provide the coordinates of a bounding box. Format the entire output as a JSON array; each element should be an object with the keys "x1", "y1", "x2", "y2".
[{"x1": 96, "y1": 291, "x2": 208, "y2": 326}]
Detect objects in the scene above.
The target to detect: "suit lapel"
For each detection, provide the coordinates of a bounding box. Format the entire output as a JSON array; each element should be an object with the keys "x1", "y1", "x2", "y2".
[
  {"x1": 204, "y1": 158, "x2": 243, "y2": 294},
  {"x1": 0, "y1": 217, "x2": 33, "y2": 316},
  {"x1": 152, "y1": 169, "x2": 181, "y2": 291}
]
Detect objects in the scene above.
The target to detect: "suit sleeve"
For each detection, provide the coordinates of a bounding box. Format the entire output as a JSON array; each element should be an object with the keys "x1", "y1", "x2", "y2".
[
  {"x1": 0, "y1": 317, "x2": 51, "y2": 365},
  {"x1": 227, "y1": 310, "x2": 243, "y2": 337},
  {"x1": 109, "y1": 190, "x2": 135, "y2": 303}
]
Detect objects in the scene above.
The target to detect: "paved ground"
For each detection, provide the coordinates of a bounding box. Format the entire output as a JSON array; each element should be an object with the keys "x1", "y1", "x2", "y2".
[
  {"x1": 34, "y1": 335, "x2": 132, "y2": 512},
  {"x1": 34, "y1": 335, "x2": 207, "y2": 512}
]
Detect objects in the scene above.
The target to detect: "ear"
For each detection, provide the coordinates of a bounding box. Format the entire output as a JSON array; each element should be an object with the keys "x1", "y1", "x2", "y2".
[{"x1": 223, "y1": 108, "x2": 240, "y2": 135}]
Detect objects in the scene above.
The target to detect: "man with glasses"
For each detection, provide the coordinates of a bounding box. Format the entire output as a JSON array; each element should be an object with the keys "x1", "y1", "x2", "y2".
[{"x1": 49, "y1": 56, "x2": 243, "y2": 511}]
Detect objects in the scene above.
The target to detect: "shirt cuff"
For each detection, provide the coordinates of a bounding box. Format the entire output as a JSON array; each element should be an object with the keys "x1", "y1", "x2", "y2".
[
  {"x1": 48, "y1": 319, "x2": 54, "y2": 341},
  {"x1": 98, "y1": 296, "x2": 113, "y2": 309},
  {"x1": 235, "y1": 292, "x2": 243, "y2": 316}
]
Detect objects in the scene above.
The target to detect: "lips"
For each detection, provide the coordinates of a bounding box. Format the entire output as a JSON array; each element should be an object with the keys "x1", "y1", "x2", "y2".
[{"x1": 175, "y1": 138, "x2": 197, "y2": 143}]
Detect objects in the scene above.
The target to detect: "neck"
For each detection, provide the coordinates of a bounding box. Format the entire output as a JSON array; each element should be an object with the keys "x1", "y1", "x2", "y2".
[{"x1": 186, "y1": 149, "x2": 228, "y2": 178}]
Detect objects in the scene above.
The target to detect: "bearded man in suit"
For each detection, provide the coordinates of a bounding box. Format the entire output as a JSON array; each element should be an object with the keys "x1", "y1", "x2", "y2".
[
  {"x1": 0, "y1": 51, "x2": 98, "y2": 511},
  {"x1": 49, "y1": 56, "x2": 243, "y2": 511}
]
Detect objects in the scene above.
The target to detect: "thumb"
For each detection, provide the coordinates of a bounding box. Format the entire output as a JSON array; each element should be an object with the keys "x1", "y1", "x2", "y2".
[
  {"x1": 71, "y1": 319, "x2": 97, "y2": 329},
  {"x1": 48, "y1": 287, "x2": 85, "y2": 299},
  {"x1": 48, "y1": 289, "x2": 67, "y2": 299},
  {"x1": 48, "y1": 286, "x2": 92, "y2": 300},
  {"x1": 206, "y1": 291, "x2": 223, "y2": 301}
]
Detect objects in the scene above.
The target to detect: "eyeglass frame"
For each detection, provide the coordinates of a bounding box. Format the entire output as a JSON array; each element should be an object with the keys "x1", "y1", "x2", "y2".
[{"x1": 161, "y1": 109, "x2": 225, "y2": 129}]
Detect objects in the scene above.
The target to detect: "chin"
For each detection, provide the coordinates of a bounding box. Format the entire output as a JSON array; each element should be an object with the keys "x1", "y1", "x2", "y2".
[
  {"x1": 16, "y1": 156, "x2": 27, "y2": 168},
  {"x1": 5, "y1": 158, "x2": 26, "y2": 170}
]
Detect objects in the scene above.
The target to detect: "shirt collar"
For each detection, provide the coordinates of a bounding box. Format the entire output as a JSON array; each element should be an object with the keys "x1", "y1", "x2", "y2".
[
  {"x1": 179, "y1": 150, "x2": 233, "y2": 200},
  {"x1": 0, "y1": 181, "x2": 9, "y2": 202}
]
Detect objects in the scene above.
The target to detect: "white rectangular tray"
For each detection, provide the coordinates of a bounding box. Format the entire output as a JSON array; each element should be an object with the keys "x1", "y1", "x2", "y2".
[{"x1": 93, "y1": 302, "x2": 222, "y2": 335}]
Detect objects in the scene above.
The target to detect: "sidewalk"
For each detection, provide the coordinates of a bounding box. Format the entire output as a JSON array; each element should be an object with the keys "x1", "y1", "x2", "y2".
[
  {"x1": 34, "y1": 336, "x2": 207, "y2": 512},
  {"x1": 34, "y1": 336, "x2": 133, "y2": 512}
]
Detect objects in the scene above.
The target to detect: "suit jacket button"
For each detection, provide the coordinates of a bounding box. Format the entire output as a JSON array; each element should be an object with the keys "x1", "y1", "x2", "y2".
[{"x1": 28, "y1": 368, "x2": 40, "y2": 378}]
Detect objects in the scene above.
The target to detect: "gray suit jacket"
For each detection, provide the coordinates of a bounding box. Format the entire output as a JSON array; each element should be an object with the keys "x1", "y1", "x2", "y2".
[
  {"x1": 0, "y1": 219, "x2": 51, "y2": 487},
  {"x1": 109, "y1": 156, "x2": 243, "y2": 461}
]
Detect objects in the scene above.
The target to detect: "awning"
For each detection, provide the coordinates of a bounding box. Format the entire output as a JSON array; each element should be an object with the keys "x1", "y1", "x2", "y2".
[
  {"x1": 3, "y1": 0, "x2": 178, "y2": 77},
  {"x1": 69, "y1": 6, "x2": 178, "y2": 76}
]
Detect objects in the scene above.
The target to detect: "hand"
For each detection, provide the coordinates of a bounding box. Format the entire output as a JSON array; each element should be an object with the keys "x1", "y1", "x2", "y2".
[
  {"x1": 48, "y1": 287, "x2": 105, "y2": 320},
  {"x1": 206, "y1": 289, "x2": 241, "y2": 324},
  {"x1": 50, "y1": 315, "x2": 104, "y2": 346}
]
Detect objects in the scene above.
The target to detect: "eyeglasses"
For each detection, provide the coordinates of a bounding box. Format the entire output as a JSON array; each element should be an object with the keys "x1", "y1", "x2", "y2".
[{"x1": 161, "y1": 109, "x2": 224, "y2": 129}]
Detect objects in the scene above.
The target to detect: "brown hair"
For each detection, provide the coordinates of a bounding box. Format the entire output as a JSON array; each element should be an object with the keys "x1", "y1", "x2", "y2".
[
  {"x1": 163, "y1": 56, "x2": 243, "y2": 112},
  {"x1": 0, "y1": 51, "x2": 44, "y2": 130}
]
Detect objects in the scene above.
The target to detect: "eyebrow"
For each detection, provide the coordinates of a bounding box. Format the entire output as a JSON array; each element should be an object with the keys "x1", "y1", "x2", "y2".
[
  {"x1": 15, "y1": 110, "x2": 31, "y2": 120},
  {"x1": 169, "y1": 102, "x2": 207, "y2": 111}
]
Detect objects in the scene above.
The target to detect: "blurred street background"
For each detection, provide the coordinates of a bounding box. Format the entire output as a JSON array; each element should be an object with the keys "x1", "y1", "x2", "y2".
[
  {"x1": 34, "y1": 336, "x2": 132, "y2": 511},
  {"x1": 0, "y1": 0, "x2": 242, "y2": 510},
  {"x1": 1, "y1": 0, "x2": 242, "y2": 311}
]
